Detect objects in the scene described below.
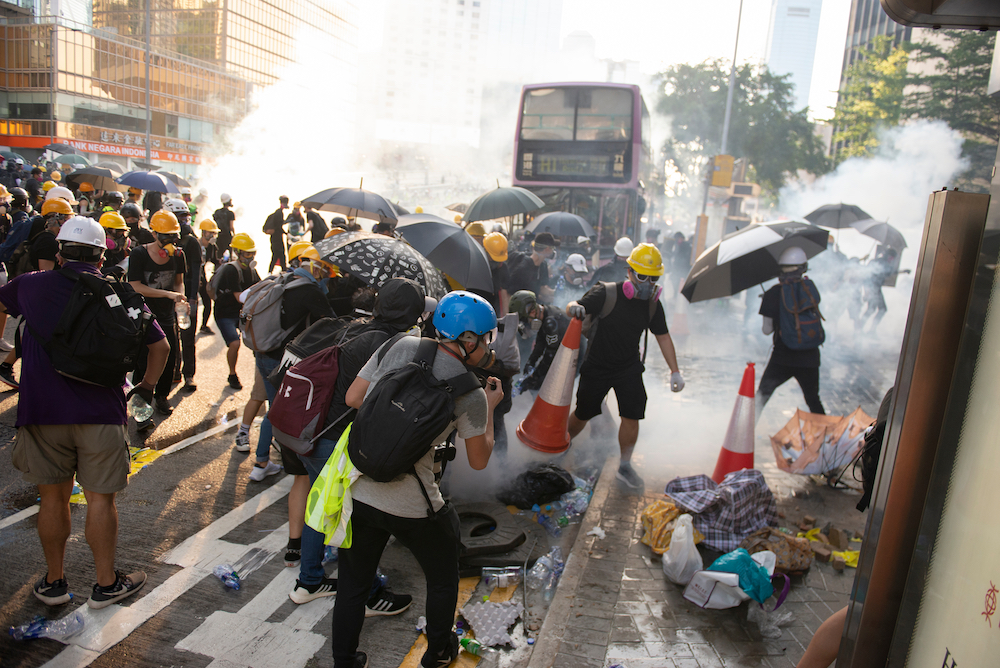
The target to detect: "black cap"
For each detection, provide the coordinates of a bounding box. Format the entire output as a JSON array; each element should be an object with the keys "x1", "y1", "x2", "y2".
[{"x1": 279, "y1": 195, "x2": 289, "y2": 204}]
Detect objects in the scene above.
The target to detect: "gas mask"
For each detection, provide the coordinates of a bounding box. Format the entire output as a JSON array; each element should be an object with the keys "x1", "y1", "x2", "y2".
[
  {"x1": 0, "y1": 204, "x2": 7, "y2": 216},
  {"x1": 156, "y1": 233, "x2": 179, "y2": 256},
  {"x1": 623, "y1": 274, "x2": 662, "y2": 301},
  {"x1": 568, "y1": 274, "x2": 585, "y2": 286},
  {"x1": 239, "y1": 253, "x2": 257, "y2": 270}
]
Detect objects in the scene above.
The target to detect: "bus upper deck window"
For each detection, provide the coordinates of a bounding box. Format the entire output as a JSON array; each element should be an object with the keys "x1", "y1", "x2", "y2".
[
  {"x1": 521, "y1": 88, "x2": 573, "y2": 140},
  {"x1": 575, "y1": 88, "x2": 633, "y2": 141}
]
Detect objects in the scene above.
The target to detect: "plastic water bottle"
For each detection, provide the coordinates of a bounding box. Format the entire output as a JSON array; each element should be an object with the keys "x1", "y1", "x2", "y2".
[
  {"x1": 322, "y1": 546, "x2": 338, "y2": 564},
  {"x1": 536, "y1": 512, "x2": 562, "y2": 537},
  {"x1": 482, "y1": 566, "x2": 522, "y2": 589},
  {"x1": 460, "y1": 637, "x2": 498, "y2": 657},
  {"x1": 10, "y1": 611, "x2": 84, "y2": 641},
  {"x1": 175, "y1": 301, "x2": 191, "y2": 329},
  {"x1": 526, "y1": 556, "x2": 553, "y2": 590},
  {"x1": 213, "y1": 564, "x2": 240, "y2": 590},
  {"x1": 511, "y1": 365, "x2": 534, "y2": 398},
  {"x1": 128, "y1": 391, "x2": 154, "y2": 422}
]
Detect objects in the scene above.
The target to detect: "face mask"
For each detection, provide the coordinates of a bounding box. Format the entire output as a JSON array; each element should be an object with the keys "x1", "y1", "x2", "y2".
[
  {"x1": 0, "y1": 205, "x2": 6, "y2": 215},
  {"x1": 106, "y1": 237, "x2": 117, "y2": 250},
  {"x1": 623, "y1": 278, "x2": 662, "y2": 301},
  {"x1": 570, "y1": 275, "x2": 584, "y2": 286},
  {"x1": 529, "y1": 318, "x2": 542, "y2": 331},
  {"x1": 162, "y1": 243, "x2": 177, "y2": 256}
]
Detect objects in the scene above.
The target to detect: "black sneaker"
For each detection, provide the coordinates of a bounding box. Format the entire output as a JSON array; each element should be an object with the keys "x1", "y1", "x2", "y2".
[
  {"x1": 616, "y1": 462, "x2": 644, "y2": 489},
  {"x1": 366, "y1": 586, "x2": 412, "y2": 617},
  {"x1": 228, "y1": 374, "x2": 243, "y2": 390},
  {"x1": 153, "y1": 396, "x2": 173, "y2": 415},
  {"x1": 0, "y1": 363, "x2": 19, "y2": 390},
  {"x1": 33, "y1": 575, "x2": 71, "y2": 605},
  {"x1": 352, "y1": 651, "x2": 369, "y2": 668},
  {"x1": 288, "y1": 576, "x2": 337, "y2": 604},
  {"x1": 283, "y1": 547, "x2": 301, "y2": 568},
  {"x1": 88, "y1": 570, "x2": 147, "y2": 609},
  {"x1": 421, "y1": 633, "x2": 458, "y2": 667},
  {"x1": 136, "y1": 418, "x2": 156, "y2": 432},
  {"x1": 181, "y1": 378, "x2": 197, "y2": 393},
  {"x1": 200, "y1": 325, "x2": 215, "y2": 335}
]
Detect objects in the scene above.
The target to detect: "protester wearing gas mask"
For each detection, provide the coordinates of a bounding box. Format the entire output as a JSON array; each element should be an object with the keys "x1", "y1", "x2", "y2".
[
  {"x1": 127, "y1": 209, "x2": 187, "y2": 423},
  {"x1": 212, "y1": 232, "x2": 261, "y2": 390},
  {"x1": 99, "y1": 211, "x2": 131, "y2": 278},
  {"x1": 509, "y1": 289, "x2": 571, "y2": 396},
  {"x1": 554, "y1": 252, "x2": 591, "y2": 308},
  {"x1": 506, "y1": 231, "x2": 558, "y2": 303},
  {"x1": 565, "y1": 243, "x2": 684, "y2": 489}
]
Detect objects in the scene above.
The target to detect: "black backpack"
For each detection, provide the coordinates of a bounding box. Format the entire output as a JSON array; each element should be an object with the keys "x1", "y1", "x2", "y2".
[
  {"x1": 28, "y1": 268, "x2": 153, "y2": 387},
  {"x1": 348, "y1": 337, "x2": 481, "y2": 509}
]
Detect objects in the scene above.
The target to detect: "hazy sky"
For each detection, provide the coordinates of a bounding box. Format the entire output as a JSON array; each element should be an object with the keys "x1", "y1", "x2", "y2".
[{"x1": 559, "y1": 0, "x2": 852, "y2": 120}]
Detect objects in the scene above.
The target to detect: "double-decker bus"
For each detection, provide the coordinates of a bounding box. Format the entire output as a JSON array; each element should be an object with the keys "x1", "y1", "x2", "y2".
[{"x1": 512, "y1": 82, "x2": 651, "y2": 247}]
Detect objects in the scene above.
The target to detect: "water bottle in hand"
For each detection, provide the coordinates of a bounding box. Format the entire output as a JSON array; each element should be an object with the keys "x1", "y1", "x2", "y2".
[{"x1": 175, "y1": 301, "x2": 191, "y2": 330}]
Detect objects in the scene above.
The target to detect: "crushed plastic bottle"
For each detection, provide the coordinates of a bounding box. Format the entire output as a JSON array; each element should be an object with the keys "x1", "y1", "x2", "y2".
[
  {"x1": 482, "y1": 566, "x2": 522, "y2": 589},
  {"x1": 536, "y1": 512, "x2": 562, "y2": 537},
  {"x1": 10, "y1": 611, "x2": 84, "y2": 641},
  {"x1": 460, "y1": 637, "x2": 498, "y2": 657},
  {"x1": 322, "y1": 545, "x2": 338, "y2": 564},
  {"x1": 213, "y1": 564, "x2": 241, "y2": 590},
  {"x1": 511, "y1": 365, "x2": 535, "y2": 398},
  {"x1": 526, "y1": 556, "x2": 554, "y2": 590}
]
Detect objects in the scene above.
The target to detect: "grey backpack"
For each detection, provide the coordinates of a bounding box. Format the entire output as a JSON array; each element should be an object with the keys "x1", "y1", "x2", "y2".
[{"x1": 238, "y1": 272, "x2": 311, "y2": 352}]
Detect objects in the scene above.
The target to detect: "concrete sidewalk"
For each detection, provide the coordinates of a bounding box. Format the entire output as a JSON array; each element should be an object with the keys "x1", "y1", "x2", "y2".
[{"x1": 532, "y1": 456, "x2": 856, "y2": 668}]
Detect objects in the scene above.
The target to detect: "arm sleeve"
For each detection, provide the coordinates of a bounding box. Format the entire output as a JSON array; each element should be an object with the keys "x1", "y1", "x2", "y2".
[
  {"x1": 577, "y1": 282, "x2": 607, "y2": 316},
  {"x1": 760, "y1": 287, "x2": 778, "y2": 318},
  {"x1": 649, "y1": 300, "x2": 668, "y2": 335},
  {"x1": 127, "y1": 247, "x2": 145, "y2": 282}
]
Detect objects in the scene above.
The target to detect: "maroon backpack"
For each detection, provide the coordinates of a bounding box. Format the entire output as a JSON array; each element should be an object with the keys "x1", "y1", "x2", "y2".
[{"x1": 270, "y1": 346, "x2": 346, "y2": 455}]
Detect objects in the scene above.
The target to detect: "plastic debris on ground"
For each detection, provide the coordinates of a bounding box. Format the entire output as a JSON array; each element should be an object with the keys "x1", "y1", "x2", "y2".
[
  {"x1": 10, "y1": 611, "x2": 85, "y2": 641},
  {"x1": 640, "y1": 498, "x2": 706, "y2": 554},
  {"x1": 482, "y1": 566, "x2": 522, "y2": 589},
  {"x1": 748, "y1": 602, "x2": 795, "y2": 639},
  {"x1": 459, "y1": 600, "x2": 524, "y2": 646},
  {"x1": 213, "y1": 564, "x2": 241, "y2": 589},
  {"x1": 496, "y1": 462, "x2": 575, "y2": 509},
  {"x1": 416, "y1": 615, "x2": 426, "y2": 633},
  {"x1": 525, "y1": 547, "x2": 564, "y2": 601},
  {"x1": 587, "y1": 526, "x2": 606, "y2": 539}
]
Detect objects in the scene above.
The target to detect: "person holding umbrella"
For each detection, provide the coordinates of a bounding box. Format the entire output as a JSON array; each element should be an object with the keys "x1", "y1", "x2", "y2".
[
  {"x1": 565, "y1": 243, "x2": 685, "y2": 489},
  {"x1": 756, "y1": 246, "x2": 826, "y2": 420},
  {"x1": 263, "y1": 195, "x2": 289, "y2": 273}
]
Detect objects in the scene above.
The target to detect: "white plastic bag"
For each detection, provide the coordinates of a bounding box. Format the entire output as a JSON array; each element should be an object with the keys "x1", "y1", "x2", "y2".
[
  {"x1": 661, "y1": 514, "x2": 703, "y2": 585},
  {"x1": 683, "y1": 550, "x2": 777, "y2": 609}
]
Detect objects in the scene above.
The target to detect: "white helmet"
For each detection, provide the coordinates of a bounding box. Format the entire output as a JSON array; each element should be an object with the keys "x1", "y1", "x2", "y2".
[
  {"x1": 57, "y1": 216, "x2": 107, "y2": 249},
  {"x1": 577, "y1": 235, "x2": 590, "y2": 245},
  {"x1": 179, "y1": 186, "x2": 192, "y2": 195},
  {"x1": 220, "y1": 192, "x2": 232, "y2": 204},
  {"x1": 778, "y1": 246, "x2": 807, "y2": 266},
  {"x1": 613, "y1": 237, "x2": 634, "y2": 258},
  {"x1": 565, "y1": 253, "x2": 588, "y2": 273},
  {"x1": 164, "y1": 198, "x2": 189, "y2": 215},
  {"x1": 45, "y1": 185, "x2": 78, "y2": 205}
]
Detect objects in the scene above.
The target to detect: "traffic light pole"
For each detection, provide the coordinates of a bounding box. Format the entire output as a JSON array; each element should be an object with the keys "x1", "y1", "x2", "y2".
[{"x1": 720, "y1": 0, "x2": 745, "y2": 155}]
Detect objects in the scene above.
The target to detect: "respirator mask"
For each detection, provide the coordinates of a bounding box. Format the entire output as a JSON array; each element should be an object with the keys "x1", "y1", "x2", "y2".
[{"x1": 623, "y1": 272, "x2": 662, "y2": 301}]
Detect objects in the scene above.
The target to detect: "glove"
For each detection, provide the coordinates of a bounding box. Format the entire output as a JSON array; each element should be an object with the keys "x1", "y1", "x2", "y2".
[
  {"x1": 127, "y1": 384, "x2": 154, "y2": 405},
  {"x1": 568, "y1": 304, "x2": 586, "y2": 320},
  {"x1": 670, "y1": 371, "x2": 685, "y2": 393}
]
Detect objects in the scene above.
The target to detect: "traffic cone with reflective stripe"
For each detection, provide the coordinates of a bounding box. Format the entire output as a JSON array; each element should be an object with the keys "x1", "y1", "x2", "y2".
[
  {"x1": 517, "y1": 317, "x2": 582, "y2": 454},
  {"x1": 711, "y1": 362, "x2": 756, "y2": 483}
]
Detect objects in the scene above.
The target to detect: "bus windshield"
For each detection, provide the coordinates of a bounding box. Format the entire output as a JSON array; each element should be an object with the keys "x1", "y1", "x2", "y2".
[{"x1": 520, "y1": 87, "x2": 633, "y2": 142}]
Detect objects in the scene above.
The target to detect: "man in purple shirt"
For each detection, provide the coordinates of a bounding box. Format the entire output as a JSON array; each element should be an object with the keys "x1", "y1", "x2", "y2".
[{"x1": 0, "y1": 216, "x2": 169, "y2": 610}]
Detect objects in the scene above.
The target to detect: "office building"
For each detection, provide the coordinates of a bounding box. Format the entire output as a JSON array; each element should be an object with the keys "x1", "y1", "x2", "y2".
[
  {"x1": 842, "y1": 0, "x2": 913, "y2": 73},
  {"x1": 764, "y1": 0, "x2": 823, "y2": 113}
]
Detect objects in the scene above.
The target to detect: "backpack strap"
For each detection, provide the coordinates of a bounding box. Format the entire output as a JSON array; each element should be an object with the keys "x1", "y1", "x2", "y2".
[{"x1": 598, "y1": 282, "x2": 617, "y2": 319}]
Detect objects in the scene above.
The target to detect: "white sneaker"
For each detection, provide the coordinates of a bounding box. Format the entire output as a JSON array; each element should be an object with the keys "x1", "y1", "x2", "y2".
[
  {"x1": 249, "y1": 460, "x2": 282, "y2": 481},
  {"x1": 235, "y1": 431, "x2": 251, "y2": 452}
]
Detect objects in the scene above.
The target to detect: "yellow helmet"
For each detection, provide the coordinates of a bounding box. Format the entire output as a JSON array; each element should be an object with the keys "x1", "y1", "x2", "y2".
[
  {"x1": 199, "y1": 218, "x2": 221, "y2": 233},
  {"x1": 128, "y1": 186, "x2": 142, "y2": 196},
  {"x1": 454, "y1": 214, "x2": 462, "y2": 224},
  {"x1": 626, "y1": 243, "x2": 664, "y2": 276},
  {"x1": 230, "y1": 232, "x2": 256, "y2": 253},
  {"x1": 483, "y1": 232, "x2": 508, "y2": 262},
  {"x1": 42, "y1": 181, "x2": 56, "y2": 192},
  {"x1": 287, "y1": 240, "x2": 313, "y2": 262},
  {"x1": 0, "y1": 184, "x2": 9, "y2": 198},
  {"x1": 99, "y1": 211, "x2": 128, "y2": 230},
  {"x1": 51, "y1": 171, "x2": 62, "y2": 181},
  {"x1": 465, "y1": 221, "x2": 486, "y2": 238},
  {"x1": 42, "y1": 198, "x2": 74, "y2": 216},
  {"x1": 324, "y1": 227, "x2": 345, "y2": 239},
  {"x1": 298, "y1": 246, "x2": 338, "y2": 277},
  {"x1": 415, "y1": 206, "x2": 424, "y2": 214},
  {"x1": 293, "y1": 201, "x2": 302, "y2": 208},
  {"x1": 149, "y1": 209, "x2": 181, "y2": 234}
]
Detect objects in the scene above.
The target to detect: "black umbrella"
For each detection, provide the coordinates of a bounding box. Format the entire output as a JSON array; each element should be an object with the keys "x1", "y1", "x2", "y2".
[
  {"x1": 0, "y1": 150, "x2": 27, "y2": 164},
  {"x1": 65, "y1": 166, "x2": 126, "y2": 192},
  {"x1": 44, "y1": 143, "x2": 77, "y2": 154},
  {"x1": 313, "y1": 230, "x2": 449, "y2": 299},
  {"x1": 395, "y1": 214, "x2": 493, "y2": 291},
  {"x1": 155, "y1": 170, "x2": 191, "y2": 188},
  {"x1": 463, "y1": 186, "x2": 543, "y2": 223},
  {"x1": 445, "y1": 202, "x2": 468, "y2": 214},
  {"x1": 525, "y1": 211, "x2": 596, "y2": 238},
  {"x1": 804, "y1": 203, "x2": 873, "y2": 229},
  {"x1": 681, "y1": 220, "x2": 829, "y2": 303},
  {"x1": 392, "y1": 202, "x2": 411, "y2": 216},
  {"x1": 302, "y1": 187, "x2": 398, "y2": 223},
  {"x1": 133, "y1": 160, "x2": 161, "y2": 171},
  {"x1": 849, "y1": 219, "x2": 908, "y2": 250}
]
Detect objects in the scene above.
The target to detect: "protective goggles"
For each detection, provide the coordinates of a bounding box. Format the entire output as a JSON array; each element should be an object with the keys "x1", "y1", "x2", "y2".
[{"x1": 634, "y1": 273, "x2": 660, "y2": 283}]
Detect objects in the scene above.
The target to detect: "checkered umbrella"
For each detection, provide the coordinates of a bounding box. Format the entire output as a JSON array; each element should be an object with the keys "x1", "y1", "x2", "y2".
[{"x1": 681, "y1": 220, "x2": 828, "y2": 303}]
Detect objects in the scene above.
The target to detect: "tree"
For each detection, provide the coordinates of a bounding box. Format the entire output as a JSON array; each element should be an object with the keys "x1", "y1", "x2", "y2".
[
  {"x1": 655, "y1": 60, "x2": 830, "y2": 201},
  {"x1": 832, "y1": 36, "x2": 911, "y2": 163},
  {"x1": 906, "y1": 30, "x2": 1000, "y2": 189}
]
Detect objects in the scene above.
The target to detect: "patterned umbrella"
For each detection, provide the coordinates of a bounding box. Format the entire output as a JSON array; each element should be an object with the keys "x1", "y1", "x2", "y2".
[
  {"x1": 395, "y1": 213, "x2": 493, "y2": 291},
  {"x1": 314, "y1": 230, "x2": 449, "y2": 299},
  {"x1": 463, "y1": 186, "x2": 543, "y2": 223},
  {"x1": 681, "y1": 220, "x2": 828, "y2": 303}
]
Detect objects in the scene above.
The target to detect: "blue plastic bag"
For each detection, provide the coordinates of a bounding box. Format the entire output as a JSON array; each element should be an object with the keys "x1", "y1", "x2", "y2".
[{"x1": 706, "y1": 548, "x2": 774, "y2": 603}]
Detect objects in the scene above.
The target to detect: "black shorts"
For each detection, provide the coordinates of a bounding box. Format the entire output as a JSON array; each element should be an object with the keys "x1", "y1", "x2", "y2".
[
  {"x1": 278, "y1": 442, "x2": 308, "y2": 476},
  {"x1": 574, "y1": 363, "x2": 647, "y2": 421}
]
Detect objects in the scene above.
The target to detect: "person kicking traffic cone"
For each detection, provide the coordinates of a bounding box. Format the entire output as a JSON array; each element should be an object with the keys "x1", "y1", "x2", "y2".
[
  {"x1": 517, "y1": 317, "x2": 582, "y2": 454},
  {"x1": 712, "y1": 362, "x2": 755, "y2": 483}
]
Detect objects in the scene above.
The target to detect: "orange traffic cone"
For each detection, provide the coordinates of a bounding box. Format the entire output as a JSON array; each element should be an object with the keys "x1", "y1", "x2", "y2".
[
  {"x1": 517, "y1": 317, "x2": 582, "y2": 454},
  {"x1": 711, "y1": 362, "x2": 756, "y2": 483}
]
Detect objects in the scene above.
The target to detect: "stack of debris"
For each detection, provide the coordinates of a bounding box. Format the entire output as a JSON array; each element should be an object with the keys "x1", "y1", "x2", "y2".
[{"x1": 797, "y1": 515, "x2": 862, "y2": 571}]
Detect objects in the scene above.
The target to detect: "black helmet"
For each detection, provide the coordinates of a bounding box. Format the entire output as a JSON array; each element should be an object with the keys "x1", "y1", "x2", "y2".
[
  {"x1": 104, "y1": 191, "x2": 125, "y2": 204},
  {"x1": 9, "y1": 187, "x2": 28, "y2": 209},
  {"x1": 119, "y1": 202, "x2": 141, "y2": 220}
]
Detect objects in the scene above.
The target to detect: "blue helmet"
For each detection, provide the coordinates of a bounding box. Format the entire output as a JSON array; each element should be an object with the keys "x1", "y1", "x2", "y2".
[{"x1": 433, "y1": 290, "x2": 497, "y2": 341}]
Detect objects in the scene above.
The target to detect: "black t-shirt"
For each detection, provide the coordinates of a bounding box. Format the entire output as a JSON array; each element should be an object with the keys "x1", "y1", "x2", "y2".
[
  {"x1": 506, "y1": 251, "x2": 550, "y2": 295},
  {"x1": 307, "y1": 211, "x2": 329, "y2": 242},
  {"x1": 28, "y1": 230, "x2": 58, "y2": 270},
  {"x1": 127, "y1": 245, "x2": 185, "y2": 321},
  {"x1": 579, "y1": 282, "x2": 668, "y2": 373},
  {"x1": 213, "y1": 207, "x2": 235, "y2": 250},
  {"x1": 181, "y1": 234, "x2": 202, "y2": 299},
  {"x1": 264, "y1": 208, "x2": 286, "y2": 248},
  {"x1": 760, "y1": 284, "x2": 821, "y2": 368},
  {"x1": 214, "y1": 261, "x2": 260, "y2": 319}
]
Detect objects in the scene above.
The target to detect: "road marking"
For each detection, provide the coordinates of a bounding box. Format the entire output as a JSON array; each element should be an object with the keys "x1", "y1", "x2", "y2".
[{"x1": 0, "y1": 504, "x2": 39, "y2": 530}]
